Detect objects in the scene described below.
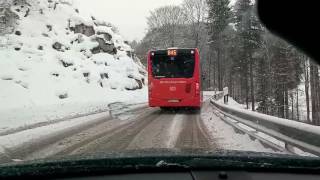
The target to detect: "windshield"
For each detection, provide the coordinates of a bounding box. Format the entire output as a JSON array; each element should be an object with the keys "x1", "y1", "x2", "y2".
[
  {"x1": 0, "y1": 0, "x2": 320, "y2": 168},
  {"x1": 152, "y1": 53, "x2": 195, "y2": 78}
]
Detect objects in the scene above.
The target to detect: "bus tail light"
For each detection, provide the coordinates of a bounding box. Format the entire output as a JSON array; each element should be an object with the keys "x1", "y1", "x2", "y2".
[{"x1": 195, "y1": 82, "x2": 200, "y2": 95}]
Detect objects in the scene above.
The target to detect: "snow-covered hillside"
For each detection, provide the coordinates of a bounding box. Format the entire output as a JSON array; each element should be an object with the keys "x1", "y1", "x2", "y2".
[{"x1": 0, "y1": 0, "x2": 147, "y2": 132}]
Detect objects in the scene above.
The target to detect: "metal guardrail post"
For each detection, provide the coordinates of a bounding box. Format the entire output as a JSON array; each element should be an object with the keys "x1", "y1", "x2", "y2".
[{"x1": 285, "y1": 143, "x2": 295, "y2": 154}]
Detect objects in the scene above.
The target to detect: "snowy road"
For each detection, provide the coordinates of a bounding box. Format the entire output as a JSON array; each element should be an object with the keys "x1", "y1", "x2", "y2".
[
  {"x1": 0, "y1": 94, "x2": 281, "y2": 163},
  {"x1": 23, "y1": 104, "x2": 215, "y2": 161},
  {"x1": 0, "y1": 101, "x2": 214, "y2": 163}
]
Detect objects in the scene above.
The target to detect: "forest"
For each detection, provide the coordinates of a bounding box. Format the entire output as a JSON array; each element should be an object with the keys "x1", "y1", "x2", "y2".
[{"x1": 132, "y1": 0, "x2": 320, "y2": 125}]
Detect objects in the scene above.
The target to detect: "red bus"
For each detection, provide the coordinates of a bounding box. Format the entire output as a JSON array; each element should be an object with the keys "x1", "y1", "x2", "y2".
[{"x1": 147, "y1": 48, "x2": 202, "y2": 110}]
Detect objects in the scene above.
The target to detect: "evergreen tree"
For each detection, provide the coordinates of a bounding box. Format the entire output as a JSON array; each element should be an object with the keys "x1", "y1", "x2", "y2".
[
  {"x1": 207, "y1": 0, "x2": 231, "y2": 91},
  {"x1": 234, "y1": 0, "x2": 262, "y2": 110}
]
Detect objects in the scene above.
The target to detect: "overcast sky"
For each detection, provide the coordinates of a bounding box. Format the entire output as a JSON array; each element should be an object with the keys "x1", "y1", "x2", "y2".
[{"x1": 74, "y1": 0, "x2": 183, "y2": 41}]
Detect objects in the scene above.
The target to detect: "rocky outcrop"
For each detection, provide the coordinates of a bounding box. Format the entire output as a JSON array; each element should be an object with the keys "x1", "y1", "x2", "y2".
[
  {"x1": 97, "y1": 31, "x2": 112, "y2": 41},
  {"x1": 52, "y1": 42, "x2": 63, "y2": 51},
  {"x1": 91, "y1": 37, "x2": 117, "y2": 54},
  {"x1": 0, "y1": 2, "x2": 19, "y2": 35},
  {"x1": 70, "y1": 23, "x2": 95, "y2": 37},
  {"x1": 125, "y1": 79, "x2": 143, "y2": 91}
]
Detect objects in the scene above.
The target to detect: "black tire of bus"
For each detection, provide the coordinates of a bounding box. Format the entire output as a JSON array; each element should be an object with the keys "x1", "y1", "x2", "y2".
[
  {"x1": 193, "y1": 107, "x2": 201, "y2": 114},
  {"x1": 160, "y1": 107, "x2": 169, "y2": 111}
]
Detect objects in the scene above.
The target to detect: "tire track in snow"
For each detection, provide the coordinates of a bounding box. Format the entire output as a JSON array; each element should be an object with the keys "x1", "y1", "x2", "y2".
[
  {"x1": 175, "y1": 113, "x2": 211, "y2": 149},
  {"x1": 66, "y1": 109, "x2": 161, "y2": 155},
  {"x1": 166, "y1": 114, "x2": 186, "y2": 148},
  {"x1": 126, "y1": 112, "x2": 185, "y2": 149}
]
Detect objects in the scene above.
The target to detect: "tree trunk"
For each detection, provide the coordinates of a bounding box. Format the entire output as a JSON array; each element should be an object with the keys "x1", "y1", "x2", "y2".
[
  {"x1": 285, "y1": 89, "x2": 289, "y2": 119},
  {"x1": 291, "y1": 92, "x2": 294, "y2": 120},
  {"x1": 276, "y1": 84, "x2": 285, "y2": 118},
  {"x1": 246, "y1": 73, "x2": 249, "y2": 109},
  {"x1": 171, "y1": 25, "x2": 175, "y2": 47},
  {"x1": 217, "y1": 47, "x2": 223, "y2": 91},
  {"x1": 296, "y1": 89, "x2": 299, "y2": 121},
  {"x1": 310, "y1": 62, "x2": 320, "y2": 125},
  {"x1": 229, "y1": 70, "x2": 233, "y2": 97},
  {"x1": 304, "y1": 59, "x2": 310, "y2": 123},
  {"x1": 195, "y1": 26, "x2": 199, "y2": 48},
  {"x1": 250, "y1": 58, "x2": 255, "y2": 111},
  {"x1": 208, "y1": 50, "x2": 212, "y2": 89}
]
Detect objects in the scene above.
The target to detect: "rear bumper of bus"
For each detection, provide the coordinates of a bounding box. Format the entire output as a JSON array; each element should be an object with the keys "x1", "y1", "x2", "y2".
[{"x1": 149, "y1": 97, "x2": 201, "y2": 108}]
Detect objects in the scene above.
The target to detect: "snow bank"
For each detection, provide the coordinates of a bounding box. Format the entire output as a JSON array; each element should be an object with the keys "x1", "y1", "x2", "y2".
[
  {"x1": 0, "y1": 111, "x2": 110, "y2": 150},
  {"x1": 0, "y1": 0, "x2": 147, "y2": 132},
  {"x1": 216, "y1": 96, "x2": 246, "y2": 109},
  {"x1": 201, "y1": 103, "x2": 277, "y2": 153},
  {"x1": 213, "y1": 98, "x2": 320, "y2": 136},
  {"x1": 211, "y1": 98, "x2": 320, "y2": 156}
]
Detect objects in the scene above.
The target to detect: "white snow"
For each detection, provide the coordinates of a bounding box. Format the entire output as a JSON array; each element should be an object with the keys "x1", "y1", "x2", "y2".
[
  {"x1": 202, "y1": 102, "x2": 277, "y2": 153},
  {"x1": 256, "y1": 132, "x2": 285, "y2": 148},
  {"x1": 203, "y1": 91, "x2": 223, "y2": 101},
  {"x1": 211, "y1": 96, "x2": 320, "y2": 156},
  {"x1": 0, "y1": 111, "x2": 109, "y2": 150},
  {"x1": 213, "y1": 98, "x2": 320, "y2": 136},
  {"x1": 216, "y1": 96, "x2": 246, "y2": 109},
  {"x1": 291, "y1": 83, "x2": 311, "y2": 123},
  {"x1": 0, "y1": 0, "x2": 147, "y2": 133},
  {"x1": 237, "y1": 123, "x2": 256, "y2": 132},
  {"x1": 167, "y1": 114, "x2": 185, "y2": 148}
]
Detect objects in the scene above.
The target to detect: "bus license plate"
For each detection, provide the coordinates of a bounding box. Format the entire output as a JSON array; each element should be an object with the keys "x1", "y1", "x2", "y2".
[{"x1": 168, "y1": 99, "x2": 179, "y2": 103}]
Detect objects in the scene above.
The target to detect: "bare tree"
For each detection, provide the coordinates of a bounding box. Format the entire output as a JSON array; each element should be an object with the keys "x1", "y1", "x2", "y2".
[
  {"x1": 310, "y1": 61, "x2": 320, "y2": 125},
  {"x1": 182, "y1": 0, "x2": 208, "y2": 47},
  {"x1": 147, "y1": 5, "x2": 186, "y2": 47},
  {"x1": 304, "y1": 57, "x2": 311, "y2": 123}
]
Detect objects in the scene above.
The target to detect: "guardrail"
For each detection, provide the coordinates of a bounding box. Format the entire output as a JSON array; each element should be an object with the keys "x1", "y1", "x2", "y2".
[
  {"x1": 210, "y1": 99, "x2": 320, "y2": 156},
  {"x1": 211, "y1": 91, "x2": 224, "y2": 101}
]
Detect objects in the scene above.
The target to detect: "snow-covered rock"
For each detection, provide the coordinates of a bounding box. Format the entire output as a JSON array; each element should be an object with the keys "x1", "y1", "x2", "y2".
[{"x1": 0, "y1": 0, "x2": 147, "y2": 132}]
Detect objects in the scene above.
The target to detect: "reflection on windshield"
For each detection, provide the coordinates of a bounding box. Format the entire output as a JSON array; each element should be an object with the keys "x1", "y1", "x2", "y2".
[
  {"x1": 0, "y1": 0, "x2": 319, "y2": 166},
  {"x1": 152, "y1": 54, "x2": 195, "y2": 78}
]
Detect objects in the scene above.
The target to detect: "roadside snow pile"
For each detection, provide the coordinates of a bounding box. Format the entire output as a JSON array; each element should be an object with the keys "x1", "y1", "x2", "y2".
[
  {"x1": 203, "y1": 91, "x2": 219, "y2": 101},
  {"x1": 216, "y1": 96, "x2": 246, "y2": 109},
  {"x1": 201, "y1": 103, "x2": 277, "y2": 153},
  {"x1": 213, "y1": 97, "x2": 320, "y2": 135},
  {"x1": 0, "y1": 0, "x2": 147, "y2": 132}
]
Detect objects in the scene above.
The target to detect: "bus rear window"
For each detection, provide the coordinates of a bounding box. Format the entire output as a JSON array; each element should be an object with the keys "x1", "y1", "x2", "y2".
[{"x1": 151, "y1": 54, "x2": 195, "y2": 78}]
